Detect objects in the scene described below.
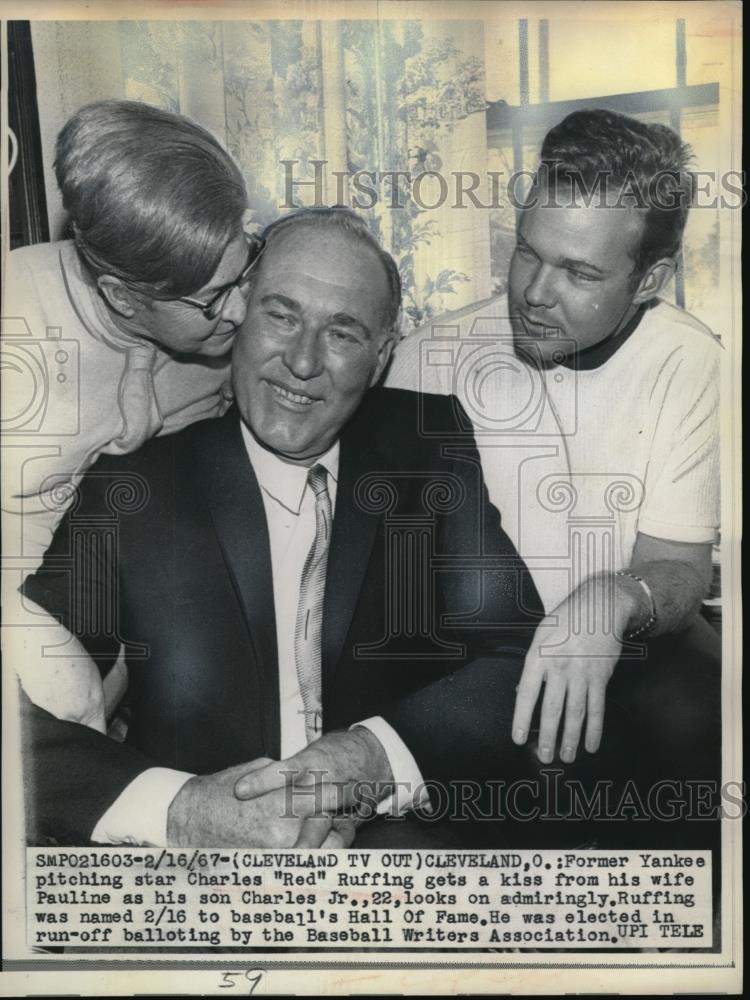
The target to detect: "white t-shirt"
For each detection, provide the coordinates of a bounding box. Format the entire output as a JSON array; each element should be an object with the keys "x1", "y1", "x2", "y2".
[{"x1": 386, "y1": 295, "x2": 721, "y2": 611}]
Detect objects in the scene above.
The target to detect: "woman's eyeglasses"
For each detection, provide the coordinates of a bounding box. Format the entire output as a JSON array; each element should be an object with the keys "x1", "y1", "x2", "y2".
[{"x1": 175, "y1": 235, "x2": 265, "y2": 320}]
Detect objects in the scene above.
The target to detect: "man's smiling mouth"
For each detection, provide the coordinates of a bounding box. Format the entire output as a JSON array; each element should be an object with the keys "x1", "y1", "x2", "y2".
[
  {"x1": 267, "y1": 381, "x2": 319, "y2": 406},
  {"x1": 519, "y1": 312, "x2": 563, "y2": 337}
]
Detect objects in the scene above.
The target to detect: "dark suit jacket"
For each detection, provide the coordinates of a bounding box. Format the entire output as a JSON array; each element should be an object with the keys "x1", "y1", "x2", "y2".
[{"x1": 22, "y1": 388, "x2": 542, "y2": 843}]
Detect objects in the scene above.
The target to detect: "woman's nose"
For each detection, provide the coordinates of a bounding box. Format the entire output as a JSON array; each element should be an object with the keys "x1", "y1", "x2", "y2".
[{"x1": 220, "y1": 286, "x2": 249, "y2": 327}]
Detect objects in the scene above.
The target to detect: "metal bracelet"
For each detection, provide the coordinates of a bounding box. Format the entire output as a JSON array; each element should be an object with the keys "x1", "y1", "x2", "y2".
[{"x1": 615, "y1": 570, "x2": 657, "y2": 638}]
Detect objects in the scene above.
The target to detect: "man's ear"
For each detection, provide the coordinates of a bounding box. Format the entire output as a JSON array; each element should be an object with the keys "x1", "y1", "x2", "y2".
[
  {"x1": 96, "y1": 275, "x2": 139, "y2": 319},
  {"x1": 370, "y1": 330, "x2": 398, "y2": 387},
  {"x1": 631, "y1": 258, "x2": 675, "y2": 305}
]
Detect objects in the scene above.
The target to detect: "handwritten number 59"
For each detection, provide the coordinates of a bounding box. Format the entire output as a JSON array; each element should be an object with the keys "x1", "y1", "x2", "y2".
[{"x1": 219, "y1": 970, "x2": 264, "y2": 993}]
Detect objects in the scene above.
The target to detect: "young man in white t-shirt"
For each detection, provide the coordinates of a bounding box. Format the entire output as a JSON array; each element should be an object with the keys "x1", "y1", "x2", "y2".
[{"x1": 387, "y1": 109, "x2": 721, "y2": 783}]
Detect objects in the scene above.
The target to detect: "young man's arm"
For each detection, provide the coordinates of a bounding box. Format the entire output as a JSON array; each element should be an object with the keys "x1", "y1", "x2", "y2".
[{"x1": 512, "y1": 533, "x2": 713, "y2": 765}]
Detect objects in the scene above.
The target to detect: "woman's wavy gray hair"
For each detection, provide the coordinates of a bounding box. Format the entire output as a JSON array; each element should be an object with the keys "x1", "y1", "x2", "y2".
[{"x1": 55, "y1": 99, "x2": 247, "y2": 298}]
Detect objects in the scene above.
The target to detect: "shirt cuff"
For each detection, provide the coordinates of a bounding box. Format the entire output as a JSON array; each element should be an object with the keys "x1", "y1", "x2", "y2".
[
  {"x1": 90, "y1": 768, "x2": 195, "y2": 846},
  {"x1": 352, "y1": 717, "x2": 431, "y2": 815}
]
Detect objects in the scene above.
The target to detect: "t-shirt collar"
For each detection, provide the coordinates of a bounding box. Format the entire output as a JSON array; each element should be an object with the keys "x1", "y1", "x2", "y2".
[{"x1": 561, "y1": 301, "x2": 651, "y2": 371}]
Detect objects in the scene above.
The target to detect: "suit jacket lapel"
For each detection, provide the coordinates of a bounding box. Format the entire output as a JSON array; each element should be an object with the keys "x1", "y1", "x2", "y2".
[
  {"x1": 191, "y1": 410, "x2": 281, "y2": 758},
  {"x1": 322, "y1": 417, "x2": 384, "y2": 690}
]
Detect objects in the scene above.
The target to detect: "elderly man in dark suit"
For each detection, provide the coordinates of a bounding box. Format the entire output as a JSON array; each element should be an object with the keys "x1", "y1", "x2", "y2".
[{"x1": 20, "y1": 208, "x2": 542, "y2": 847}]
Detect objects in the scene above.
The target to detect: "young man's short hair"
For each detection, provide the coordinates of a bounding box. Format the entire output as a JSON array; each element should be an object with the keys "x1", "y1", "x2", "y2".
[{"x1": 539, "y1": 109, "x2": 694, "y2": 275}]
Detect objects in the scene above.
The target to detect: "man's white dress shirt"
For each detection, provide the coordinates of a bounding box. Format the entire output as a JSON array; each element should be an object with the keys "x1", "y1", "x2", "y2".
[{"x1": 91, "y1": 423, "x2": 425, "y2": 845}]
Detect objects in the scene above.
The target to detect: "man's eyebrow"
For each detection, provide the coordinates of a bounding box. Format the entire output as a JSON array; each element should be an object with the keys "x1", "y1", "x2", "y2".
[
  {"x1": 518, "y1": 233, "x2": 609, "y2": 276},
  {"x1": 558, "y1": 256, "x2": 608, "y2": 275},
  {"x1": 258, "y1": 296, "x2": 372, "y2": 336},
  {"x1": 327, "y1": 313, "x2": 372, "y2": 338},
  {"x1": 516, "y1": 234, "x2": 544, "y2": 260},
  {"x1": 259, "y1": 293, "x2": 301, "y2": 311}
]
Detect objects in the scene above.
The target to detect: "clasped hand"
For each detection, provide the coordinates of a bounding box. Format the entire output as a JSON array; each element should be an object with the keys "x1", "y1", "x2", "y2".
[
  {"x1": 234, "y1": 727, "x2": 395, "y2": 841},
  {"x1": 168, "y1": 729, "x2": 393, "y2": 848}
]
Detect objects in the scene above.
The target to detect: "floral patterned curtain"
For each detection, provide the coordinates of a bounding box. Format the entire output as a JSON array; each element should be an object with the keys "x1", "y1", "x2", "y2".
[{"x1": 32, "y1": 19, "x2": 492, "y2": 332}]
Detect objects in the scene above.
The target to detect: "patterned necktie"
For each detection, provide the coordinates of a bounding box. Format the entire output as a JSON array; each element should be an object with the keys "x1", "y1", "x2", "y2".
[{"x1": 295, "y1": 464, "x2": 332, "y2": 743}]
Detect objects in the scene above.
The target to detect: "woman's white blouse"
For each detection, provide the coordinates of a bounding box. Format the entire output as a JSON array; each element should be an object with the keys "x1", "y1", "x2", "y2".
[{"x1": 2, "y1": 240, "x2": 233, "y2": 570}]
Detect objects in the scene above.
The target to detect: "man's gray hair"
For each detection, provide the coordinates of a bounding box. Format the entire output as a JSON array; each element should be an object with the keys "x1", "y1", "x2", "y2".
[{"x1": 260, "y1": 207, "x2": 402, "y2": 332}]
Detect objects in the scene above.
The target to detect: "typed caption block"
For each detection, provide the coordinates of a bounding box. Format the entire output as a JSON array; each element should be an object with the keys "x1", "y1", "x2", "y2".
[{"x1": 28, "y1": 848, "x2": 712, "y2": 949}]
